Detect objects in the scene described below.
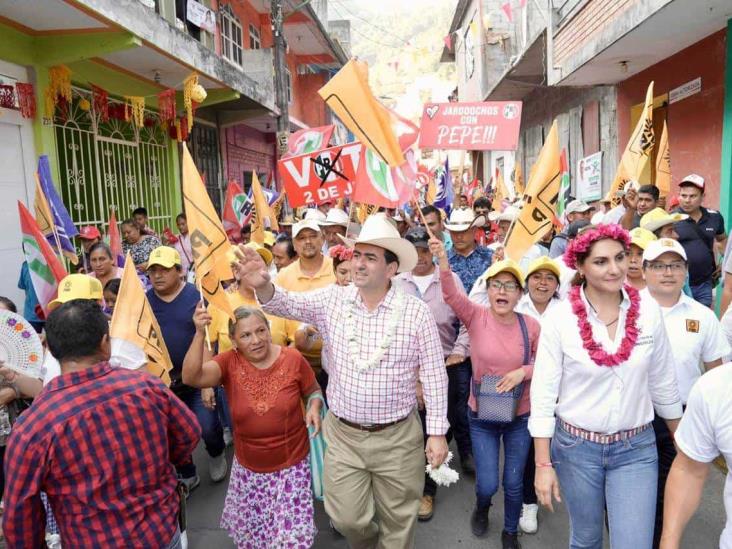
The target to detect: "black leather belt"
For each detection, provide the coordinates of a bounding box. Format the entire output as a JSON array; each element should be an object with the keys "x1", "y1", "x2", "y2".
[{"x1": 336, "y1": 414, "x2": 409, "y2": 432}]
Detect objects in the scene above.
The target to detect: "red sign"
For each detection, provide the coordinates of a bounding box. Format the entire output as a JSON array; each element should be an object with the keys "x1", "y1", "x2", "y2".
[
  {"x1": 278, "y1": 143, "x2": 362, "y2": 207},
  {"x1": 418, "y1": 101, "x2": 522, "y2": 151}
]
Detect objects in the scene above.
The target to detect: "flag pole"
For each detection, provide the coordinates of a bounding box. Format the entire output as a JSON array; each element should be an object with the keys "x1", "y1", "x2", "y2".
[
  {"x1": 413, "y1": 199, "x2": 436, "y2": 240},
  {"x1": 196, "y1": 281, "x2": 212, "y2": 352},
  {"x1": 344, "y1": 199, "x2": 355, "y2": 238}
]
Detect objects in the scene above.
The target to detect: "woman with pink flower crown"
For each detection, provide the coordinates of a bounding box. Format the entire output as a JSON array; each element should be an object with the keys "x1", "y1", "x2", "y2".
[{"x1": 529, "y1": 224, "x2": 683, "y2": 549}]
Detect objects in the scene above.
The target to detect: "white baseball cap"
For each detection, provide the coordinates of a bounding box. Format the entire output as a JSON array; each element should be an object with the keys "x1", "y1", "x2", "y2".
[
  {"x1": 565, "y1": 200, "x2": 592, "y2": 214},
  {"x1": 680, "y1": 174, "x2": 705, "y2": 191},
  {"x1": 292, "y1": 218, "x2": 322, "y2": 238},
  {"x1": 322, "y1": 208, "x2": 350, "y2": 227},
  {"x1": 303, "y1": 209, "x2": 327, "y2": 224},
  {"x1": 642, "y1": 238, "x2": 687, "y2": 262}
]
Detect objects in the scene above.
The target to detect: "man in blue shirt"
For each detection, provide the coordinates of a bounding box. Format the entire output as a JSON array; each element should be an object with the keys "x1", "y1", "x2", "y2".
[
  {"x1": 146, "y1": 246, "x2": 226, "y2": 493},
  {"x1": 421, "y1": 205, "x2": 453, "y2": 251},
  {"x1": 445, "y1": 208, "x2": 493, "y2": 292}
]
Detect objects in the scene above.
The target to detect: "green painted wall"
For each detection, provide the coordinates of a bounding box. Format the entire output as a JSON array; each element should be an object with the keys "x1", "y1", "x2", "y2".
[{"x1": 720, "y1": 19, "x2": 732, "y2": 232}]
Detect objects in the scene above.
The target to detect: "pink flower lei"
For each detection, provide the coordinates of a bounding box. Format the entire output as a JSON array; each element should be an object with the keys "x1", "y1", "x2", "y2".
[
  {"x1": 569, "y1": 283, "x2": 641, "y2": 367},
  {"x1": 563, "y1": 223, "x2": 631, "y2": 270}
]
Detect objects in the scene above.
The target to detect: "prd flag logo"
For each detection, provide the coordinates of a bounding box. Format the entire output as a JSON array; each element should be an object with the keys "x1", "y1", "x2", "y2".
[
  {"x1": 293, "y1": 131, "x2": 325, "y2": 156},
  {"x1": 365, "y1": 148, "x2": 399, "y2": 201}
]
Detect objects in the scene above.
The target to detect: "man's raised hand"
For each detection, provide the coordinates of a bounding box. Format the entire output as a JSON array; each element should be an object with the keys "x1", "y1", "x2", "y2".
[{"x1": 232, "y1": 244, "x2": 272, "y2": 290}]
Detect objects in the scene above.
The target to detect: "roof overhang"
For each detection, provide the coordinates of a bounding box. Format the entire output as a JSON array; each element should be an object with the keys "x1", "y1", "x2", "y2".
[
  {"x1": 485, "y1": 30, "x2": 547, "y2": 101},
  {"x1": 553, "y1": 0, "x2": 731, "y2": 86}
]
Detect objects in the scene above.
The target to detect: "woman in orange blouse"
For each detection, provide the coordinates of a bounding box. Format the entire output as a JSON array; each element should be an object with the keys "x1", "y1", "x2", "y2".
[{"x1": 183, "y1": 306, "x2": 323, "y2": 548}]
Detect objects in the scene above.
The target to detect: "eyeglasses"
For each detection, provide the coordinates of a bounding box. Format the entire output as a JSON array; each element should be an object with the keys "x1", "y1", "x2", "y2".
[
  {"x1": 646, "y1": 261, "x2": 686, "y2": 273},
  {"x1": 488, "y1": 280, "x2": 520, "y2": 292}
]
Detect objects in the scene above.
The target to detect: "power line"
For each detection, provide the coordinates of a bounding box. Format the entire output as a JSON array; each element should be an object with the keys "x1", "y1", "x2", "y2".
[
  {"x1": 330, "y1": 0, "x2": 410, "y2": 46},
  {"x1": 329, "y1": 2, "x2": 406, "y2": 49}
]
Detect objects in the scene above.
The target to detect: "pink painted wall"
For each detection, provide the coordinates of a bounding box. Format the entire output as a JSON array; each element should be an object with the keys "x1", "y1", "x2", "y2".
[{"x1": 222, "y1": 124, "x2": 275, "y2": 185}]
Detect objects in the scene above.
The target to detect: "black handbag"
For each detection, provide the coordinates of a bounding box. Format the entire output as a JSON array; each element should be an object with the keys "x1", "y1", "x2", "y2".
[{"x1": 472, "y1": 313, "x2": 530, "y2": 423}]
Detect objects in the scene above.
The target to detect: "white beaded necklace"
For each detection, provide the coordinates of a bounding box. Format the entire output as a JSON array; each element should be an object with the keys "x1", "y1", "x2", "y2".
[{"x1": 345, "y1": 289, "x2": 406, "y2": 371}]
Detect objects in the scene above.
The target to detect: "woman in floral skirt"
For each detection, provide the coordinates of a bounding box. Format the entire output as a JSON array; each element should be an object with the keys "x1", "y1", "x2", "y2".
[{"x1": 183, "y1": 305, "x2": 323, "y2": 548}]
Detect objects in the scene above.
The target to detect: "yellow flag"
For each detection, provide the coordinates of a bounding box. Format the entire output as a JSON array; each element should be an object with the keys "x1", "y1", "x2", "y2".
[
  {"x1": 34, "y1": 174, "x2": 54, "y2": 236},
  {"x1": 504, "y1": 121, "x2": 561, "y2": 262},
  {"x1": 513, "y1": 164, "x2": 525, "y2": 196},
  {"x1": 356, "y1": 203, "x2": 378, "y2": 224},
  {"x1": 110, "y1": 254, "x2": 172, "y2": 386},
  {"x1": 608, "y1": 81, "x2": 655, "y2": 206},
  {"x1": 181, "y1": 143, "x2": 234, "y2": 320},
  {"x1": 318, "y1": 59, "x2": 405, "y2": 167},
  {"x1": 492, "y1": 169, "x2": 510, "y2": 212},
  {"x1": 250, "y1": 171, "x2": 278, "y2": 244},
  {"x1": 655, "y1": 120, "x2": 671, "y2": 197}
]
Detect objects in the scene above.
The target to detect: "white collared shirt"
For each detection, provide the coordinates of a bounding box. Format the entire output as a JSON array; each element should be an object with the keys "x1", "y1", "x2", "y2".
[
  {"x1": 641, "y1": 288, "x2": 730, "y2": 403},
  {"x1": 529, "y1": 286, "x2": 683, "y2": 437},
  {"x1": 675, "y1": 364, "x2": 732, "y2": 549},
  {"x1": 515, "y1": 293, "x2": 560, "y2": 321}
]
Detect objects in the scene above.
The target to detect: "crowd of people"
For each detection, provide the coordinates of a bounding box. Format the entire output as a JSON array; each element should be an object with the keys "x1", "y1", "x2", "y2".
[{"x1": 2, "y1": 172, "x2": 732, "y2": 549}]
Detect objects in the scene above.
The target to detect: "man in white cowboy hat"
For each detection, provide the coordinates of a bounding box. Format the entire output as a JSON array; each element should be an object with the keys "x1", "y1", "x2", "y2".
[
  {"x1": 320, "y1": 207, "x2": 351, "y2": 252},
  {"x1": 445, "y1": 208, "x2": 493, "y2": 294},
  {"x1": 234, "y1": 212, "x2": 449, "y2": 548}
]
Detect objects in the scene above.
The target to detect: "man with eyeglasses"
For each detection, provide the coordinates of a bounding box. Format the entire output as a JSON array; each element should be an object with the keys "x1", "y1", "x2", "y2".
[{"x1": 641, "y1": 238, "x2": 730, "y2": 548}]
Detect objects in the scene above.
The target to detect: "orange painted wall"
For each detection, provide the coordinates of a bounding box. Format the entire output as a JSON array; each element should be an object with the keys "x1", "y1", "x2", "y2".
[
  {"x1": 617, "y1": 29, "x2": 727, "y2": 208},
  {"x1": 286, "y1": 53, "x2": 329, "y2": 128}
]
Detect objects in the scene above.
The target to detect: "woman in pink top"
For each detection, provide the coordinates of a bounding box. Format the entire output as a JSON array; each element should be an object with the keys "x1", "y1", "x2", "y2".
[{"x1": 430, "y1": 238, "x2": 540, "y2": 549}]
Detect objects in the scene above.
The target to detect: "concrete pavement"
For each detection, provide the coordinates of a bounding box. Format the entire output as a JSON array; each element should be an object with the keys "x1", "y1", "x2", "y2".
[{"x1": 186, "y1": 442, "x2": 727, "y2": 548}]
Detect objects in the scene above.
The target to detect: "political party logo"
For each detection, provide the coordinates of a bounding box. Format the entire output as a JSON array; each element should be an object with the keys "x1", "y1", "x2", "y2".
[
  {"x1": 292, "y1": 131, "x2": 324, "y2": 156},
  {"x1": 365, "y1": 148, "x2": 399, "y2": 201},
  {"x1": 232, "y1": 193, "x2": 252, "y2": 224},
  {"x1": 503, "y1": 103, "x2": 519, "y2": 119}
]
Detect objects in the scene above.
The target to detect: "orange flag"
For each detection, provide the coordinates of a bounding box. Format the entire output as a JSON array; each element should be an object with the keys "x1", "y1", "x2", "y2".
[
  {"x1": 181, "y1": 143, "x2": 234, "y2": 320},
  {"x1": 504, "y1": 121, "x2": 561, "y2": 262},
  {"x1": 655, "y1": 120, "x2": 671, "y2": 197},
  {"x1": 513, "y1": 164, "x2": 525, "y2": 196},
  {"x1": 250, "y1": 171, "x2": 279, "y2": 244},
  {"x1": 491, "y1": 168, "x2": 510, "y2": 212},
  {"x1": 607, "y1": 81, "x2": 655, "y2": 206},
  {"x1": 110, "y1": 253, "x2": 172, "y2": 386},
  {"x1": 318, "y1": 59, "x2": 405, "y2": 167}
]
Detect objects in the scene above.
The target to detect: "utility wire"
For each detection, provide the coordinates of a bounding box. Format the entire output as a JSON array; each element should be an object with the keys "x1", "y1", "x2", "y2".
[
  {"x1": 329, "y1": 0, "x2": 410, "y2": 46},
  {"x1": 329, "y1": 3, "x2": 406, "y2": 49}
]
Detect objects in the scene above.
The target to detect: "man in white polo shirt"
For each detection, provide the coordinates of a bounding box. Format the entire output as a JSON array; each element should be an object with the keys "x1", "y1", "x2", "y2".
[
  {"x1": 642, "y1": 238, "x2": 730, "y2": 548},
  {"x1": 660, "y1": 363, "x2": 732, "y2": 549}
]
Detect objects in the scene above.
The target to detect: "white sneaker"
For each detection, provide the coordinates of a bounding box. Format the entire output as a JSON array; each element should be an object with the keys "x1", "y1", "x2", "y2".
[
  {"x1": 209, "y1": 453, "x2": 228, "y2": 482},
  {"x1": 223, "y1": 427, "x2": 233, "y2": 447},
  {"x1": 519, "y1": 503, "x2": 539, "y2": 534},
  {"x1": 181, "y1": 474, "x2": 200, "y2": 498}
]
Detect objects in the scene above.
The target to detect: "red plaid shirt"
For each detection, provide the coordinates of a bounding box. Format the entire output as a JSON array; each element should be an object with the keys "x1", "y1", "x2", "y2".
[{"x1": 3, "y1": 362, "x2": 200, "y2": 548}]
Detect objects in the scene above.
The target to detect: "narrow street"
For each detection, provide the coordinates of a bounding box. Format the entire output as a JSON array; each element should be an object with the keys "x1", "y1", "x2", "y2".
[{"x1": 187, "y1": 442, "x2": 727, "y2": 548}]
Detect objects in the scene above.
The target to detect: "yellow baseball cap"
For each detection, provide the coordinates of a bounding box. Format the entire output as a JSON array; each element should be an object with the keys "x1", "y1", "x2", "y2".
[
  {"x1": 639, "y1": 207, "x2": 689, "y2": 233},
  {"x1": 629, "y1": 227, "x2": 657, "y2": 250},
  {"x1": 227, "y1": 242, "x2": 273, "y2": 267},
  {"x1": 147, "y1": 246, "x2": 181, "y2": 269},
  {"x1": 263, "y1": 231, "x2": 276, "y2": 247},
  {"x1": 48, "y1": 274, "x2": 104, "y2": 310},
  {"x1": 525, "y1": 256, "x2": 561, "y2": 281},
  {"x1": 483, "y1": 259, "x2": 525, "y2": 288}
]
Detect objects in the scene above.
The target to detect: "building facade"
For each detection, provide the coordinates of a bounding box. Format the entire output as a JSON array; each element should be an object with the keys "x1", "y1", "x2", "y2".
[
  {"x1": 443, "y1": 0, "x2": 732, "y2": 214},
  {"x1": 0, "y1": 0, "x2": 347, "y2": 306}
]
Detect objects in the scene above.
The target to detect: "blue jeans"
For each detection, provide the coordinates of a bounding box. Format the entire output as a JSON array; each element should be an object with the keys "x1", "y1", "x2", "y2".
[
  {"x1": 447, "y1": 360, "x2": 472, "y2": 459},
  {"x1": 177, "y1": 389, "x2": 225, "y2": 478},
  {"x1": 468, "y1": 411, "x2": 531, "y2": 534},
  {"x1": 552, "y1": 424, "x2": 658, "y2": 549},
  {"x1": 216, "y1": 386, "x2": 232, "y2": 431},
  {"x1": 690, "y1": 280, "x2": 713, "y2": 307}
]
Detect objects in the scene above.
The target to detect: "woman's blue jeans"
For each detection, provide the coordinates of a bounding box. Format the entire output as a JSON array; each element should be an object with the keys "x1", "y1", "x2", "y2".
[
  {"x1": 552, "y1": 423, "x2": 658, "y2": 549},
  {"x1": 468, "y1": 411, "x2": 531, "y2": 534}
]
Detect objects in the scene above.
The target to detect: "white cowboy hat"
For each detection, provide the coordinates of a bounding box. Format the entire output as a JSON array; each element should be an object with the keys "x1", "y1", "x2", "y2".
[
  {"x1": 321, "y1": 208, "x2": 350, "y2": 227},
  {"x1": 303, "y1": 208, "x2": 327, "y2": 224},
  {"x1": 444, "y1": 208, "x2": 486, "y2": 232},
  {"x1": 497, "y1": 206, "x2": 520, "y2": 223},
  {"x1": 339, "y1": 212, "x2": 417, "y2": 273}
]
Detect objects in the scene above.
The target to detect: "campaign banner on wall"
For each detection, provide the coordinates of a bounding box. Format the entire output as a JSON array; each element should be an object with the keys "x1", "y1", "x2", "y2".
[
  {"x1": 187, "y1": 0, "x2": 216, "y2": 33},
  {"x1": 278, "y1": 143, "x2": 362, "y2": 207},
  {"x1": 577, "y1": 151, "x2": 603, "y2": 202},
  {"x1": 418, "y1": 101, "x2": 522, "y2": 151}
]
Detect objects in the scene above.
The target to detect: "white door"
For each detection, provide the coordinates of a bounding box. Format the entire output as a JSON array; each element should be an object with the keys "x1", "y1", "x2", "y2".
[{"x1": 0, "y1": 60, "x2": 37, "y2": 312}]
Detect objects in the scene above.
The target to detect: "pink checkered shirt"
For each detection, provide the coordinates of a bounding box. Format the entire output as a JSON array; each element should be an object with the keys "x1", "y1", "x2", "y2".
[{"x1": 263, "y1": 283, "x2": 449, "y2": 435}]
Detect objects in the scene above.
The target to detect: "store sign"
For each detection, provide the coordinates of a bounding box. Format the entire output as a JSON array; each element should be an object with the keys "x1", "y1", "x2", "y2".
[
  {"x1": 418, "y1": 101, "x2": 522, "y2": 151},
  {"x1": 577, "y1": 151, "x2": 603, "y2": 202},
  {"x1": 669, "y1": 77, "x2": 701, "y2": 104},
  {"x1": 278, "y1": 143, "x2": 361, "y2": 206}
]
